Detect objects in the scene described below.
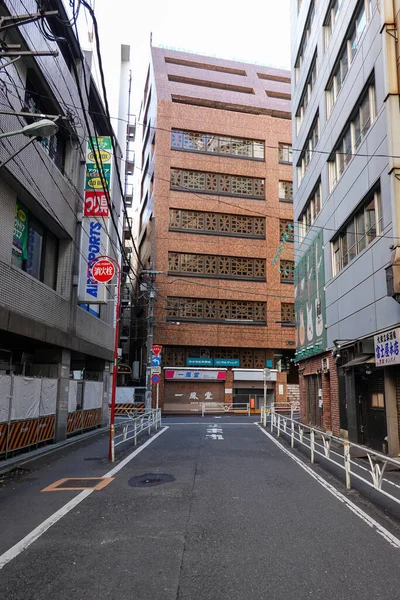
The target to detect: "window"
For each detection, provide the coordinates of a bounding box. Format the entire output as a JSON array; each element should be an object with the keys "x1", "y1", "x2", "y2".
[
  {"x1": 280, "y1": 220, "x2": 294, "y2": 242},
  {"x1": 168, "y1": 252, "x2": 266, "y2": 280},
  {"x1": 280, "y1": 260, "x2": 295, "y2": 283},
  {"x1": 169, "y1": 209, "x2": 265, "y2": 238},
  {"x1": 325, "y1": 0, "x2": 374, "y2": 118},
  {"x1": 297, "y1": 114, "x2": 320, "y2": 186},
  {"x1": 296, "y1": 52, "x2": 318, "y2": 134},
  {"x1": 12, "y1": 201, "x2": 58, "y2": 289},
  {"x1": 24, "y1": 70, "x2": 66, "y2": 172},
  {"x1": 171, "y1": 129, "x2": 264, "y2": 160},
  {"x1": 331, "y1": 186, "x2": 382, "y2": 275},
  {"x1": 281, "y1": 303, "x2": 295, "y2": 326},
  {"x1": 279, "y1": 181, "x2": 293, "y2": 202},
  {"x1": 324, "y1": 0, "x2": 343, "y2": 49},
  {"x1": 278, "y1": 143, "x2": 292, "y2": 164},
  {"x1": 298, "y1": 181, "x2": 322, "y2": 242},
  {"x1": 371, "y1": 393, "x2": 384, "y2": 408},
  {"x1": 328, "y1": 82, "x2": 376, "y2": 191},
  {"x1": 170, "y1": 169, "x2": 265, "y2": 199},
  {"x1": 167, "y1": 297, "x2": 266, "y2": 324},
  {"x1": 294, "y1": 0, "x2": 316, "y2": 83}
]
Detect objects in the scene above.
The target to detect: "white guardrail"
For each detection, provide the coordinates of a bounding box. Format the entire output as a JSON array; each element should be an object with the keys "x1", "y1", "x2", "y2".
[
  {"x1": 113, "y1": 409, "x2": 162, "y2": 455},
  {"x1": 263, "y1": 407, "x2": 400, "y2": 507},
  {"x1": 201, "y1": 403, "x2": 250, "y2": 416}
]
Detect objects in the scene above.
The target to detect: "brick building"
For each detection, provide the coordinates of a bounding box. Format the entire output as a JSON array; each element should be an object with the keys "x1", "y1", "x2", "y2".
[{"x1": 136, "y1": 47, "x2": 298, "y2": 413}]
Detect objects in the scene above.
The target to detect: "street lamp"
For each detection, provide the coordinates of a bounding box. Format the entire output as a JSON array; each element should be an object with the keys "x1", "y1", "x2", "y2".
[
  {"x1": 0, "y1": 118, "x2": 59, "y2": 168},
  {"x1": 0, "y1": 118, "x2": 59, "y2": 139}
]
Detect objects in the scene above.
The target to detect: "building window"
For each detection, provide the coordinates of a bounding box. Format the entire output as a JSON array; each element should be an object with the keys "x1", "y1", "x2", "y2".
[
  {"x1": 371, "y1": 392, "x2": 384, "y2": 408},
  {"x1": 297, "y1": 114, "x2": 320, "y2": 186},
  {"x1": 279, "y1": 181, "x2": 293, "y2": 202},
  {"x1": 278, "y1": 143, "x2": 293, "y2": 164},
  {"x1": 170, "y1": 168, "x2": 265, "y2": 199},
  {"x1": 328, "y1": 81, "x2": 376, "y2": 191},
  {"x1": 281, "y1": 303, "x2": 295, "y2": 326},
  {"x1": 331, "y1": 186, "x2": 382, "y2": 275},
  {"x1": 24, "y1": 69, "x2": 66, "y2": 172},
  {"x1": 171, "y1": 129, "x2": 264, "y2": 160},
  {"x1": 280, "y1": 220, "x2": 294, "y2": 242},
  {"x1": 168, "y1": 252, "x2": 266, "y2": 281},
  {"x1": 324, "y1": 0, "x2": 344, "y2": 50},
  {"x1": 298, "y1": 180, "x2": 322, "y2": 242},
  {"x1": 167, "y1": 297, "x2": 266, "y2": 324},
  {"x1": 325, "y1": 0, "x2": 374, "y2": 118},
  {"x1": 280, "y1": 260, "x2": 295, "y2": 283},
  {"x1": 295, "y1": 51, "x2": 318, "y2": 134},
  {"x1": 294, "y1": 0, "x2": 316, "y2": 83},
  {"x1": 169, "y1": 209, "x2": 265, "y2": 238},
  {"x1": 12, "y1": 200, "x2": 58, "y2": 289}
]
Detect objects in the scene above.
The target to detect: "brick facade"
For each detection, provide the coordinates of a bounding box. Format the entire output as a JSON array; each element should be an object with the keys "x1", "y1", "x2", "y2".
[
  {"x1": 137, "y1": 48, "x2": 296, "y2": 404},
  {"x1": 298, "y1": 352, "x2": 340, "y2": 436}
]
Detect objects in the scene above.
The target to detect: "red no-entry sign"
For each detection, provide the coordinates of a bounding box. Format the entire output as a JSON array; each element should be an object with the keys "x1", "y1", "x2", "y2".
[{"x1": 91, "y1": 259, "x2": 115, "y2": 283}]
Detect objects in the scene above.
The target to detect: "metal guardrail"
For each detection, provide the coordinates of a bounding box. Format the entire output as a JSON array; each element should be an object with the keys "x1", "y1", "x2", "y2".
[
  {"x1": 201, "y1": 403, "x2": 250, "y2": 417},
  {"x1": 112, "y1": 409, "x2": 161, "y2": 455},
  {"x1": 260, "y1": 402, "x2": 300, "y2": 427},
  {"x1": 266, "y1": 411, "x2": 400, "y2": 507}
]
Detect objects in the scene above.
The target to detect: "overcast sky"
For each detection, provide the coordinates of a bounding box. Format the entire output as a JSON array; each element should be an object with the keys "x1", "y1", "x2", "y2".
[{"x1": 79, "y1": 0, "x2": 292, "y2": 118}]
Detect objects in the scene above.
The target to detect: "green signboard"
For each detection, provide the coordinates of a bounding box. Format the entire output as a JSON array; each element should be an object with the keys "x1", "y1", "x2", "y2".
[
  {"x1": 85, "y1": 164, "x2": 111, "y2": 191},
  {"x1": 186, "y1": 358, "x2": 213, "y2": 366},
  {"x1": 12, "y1": 201, "x2": 29, "y2": 262},
  {"x1": 214, "y1": 358, "x2": 240, "y2": 367},
  {"x1": 295, "y1": 230, "x2": 326, "y2": 360}
]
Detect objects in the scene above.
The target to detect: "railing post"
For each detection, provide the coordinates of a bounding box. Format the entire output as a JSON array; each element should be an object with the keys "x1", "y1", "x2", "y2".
[
  {"x1": 202, "y1": 403, "x2": 205, "y2": 418},
  {"x1": 310, "y1": 429, "x2": 315, "y2": 464},
  {"x1": 263, "y1": 406, "x2": 267, "y2": 428},
  {"x1": 291, "y1": 403, "x2": 294, "y2": 421},
  {"x1": 344, "y1": 441, "x2": 351, "y2": 490},
  {"x1": 148, "y1": 414, "x2": 151, "y2": 436},
  {"x1": 134, "y1": 420, "x2": 137, "y2": 446},
  {"x1": 248, "y1": 403, "x2": 250, "y2": 416},
  {"x1": 271, "y1": 404, "x2": 275, "y2": 433},
  {"x1": 291, "y1": 419, "x2": 295, "y2": 448},
  {"x1": 277, "y1": 414, "x2": 281, "y2": 437}
]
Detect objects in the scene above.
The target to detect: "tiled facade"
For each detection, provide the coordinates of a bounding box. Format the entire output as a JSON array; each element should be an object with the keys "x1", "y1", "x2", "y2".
[{"x1": 137, "y1": 47, "x2": 298, "y2": 412}]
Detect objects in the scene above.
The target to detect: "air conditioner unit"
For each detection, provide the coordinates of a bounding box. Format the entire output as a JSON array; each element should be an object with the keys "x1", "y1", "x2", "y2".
[{"x1": 321, "y1": 357, "x2": 329, "y2": 373}]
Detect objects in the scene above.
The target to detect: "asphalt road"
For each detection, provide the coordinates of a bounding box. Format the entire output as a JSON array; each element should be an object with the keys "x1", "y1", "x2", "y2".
[{"x1": 1, "y1": 417, "x2": 400, "y2": 599}]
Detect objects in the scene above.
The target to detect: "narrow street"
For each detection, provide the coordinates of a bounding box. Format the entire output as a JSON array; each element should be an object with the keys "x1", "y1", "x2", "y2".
[{"x1": 1, "y1": 418, "x2": 400, "y2": 599}]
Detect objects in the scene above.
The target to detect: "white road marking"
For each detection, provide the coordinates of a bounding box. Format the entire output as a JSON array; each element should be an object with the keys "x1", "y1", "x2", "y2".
[
  {"x1": 0, "y1": 427, "x2": 169, "y2": 570},
  {"x1": 256, "y1": 425, "x2": 400, "y2": 549}
]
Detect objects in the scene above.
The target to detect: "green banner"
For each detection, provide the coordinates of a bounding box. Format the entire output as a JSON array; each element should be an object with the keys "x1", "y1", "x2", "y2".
[
  {"x1": 295, "y1": 230, "x2": 326, "y2": 360},
  {"x1": 87, "y1": 137, "x2": 112, "y2": 164},
  {"x1": 85, "y1": 164, "x2": 111, "y2": 191},
  {"x1": 12, "y1": 200, "x2": 29, "y2": 262}
]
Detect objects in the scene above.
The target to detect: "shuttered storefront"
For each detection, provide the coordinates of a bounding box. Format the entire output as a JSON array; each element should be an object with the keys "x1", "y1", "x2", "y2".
[{"x1": 164, "y1": 380, "x2": 225, "y2": 414}]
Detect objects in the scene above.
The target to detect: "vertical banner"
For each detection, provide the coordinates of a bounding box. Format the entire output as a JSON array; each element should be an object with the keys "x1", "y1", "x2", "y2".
[
  {"x1": 78, "y1": 137, "x2": 113, "y2": 305},
  {"x1": 295, "y1": 230, "x2": 326, "y2": 358},
  {"x1": 12, "y1": 200, "x2": 29, "y2": 263}
]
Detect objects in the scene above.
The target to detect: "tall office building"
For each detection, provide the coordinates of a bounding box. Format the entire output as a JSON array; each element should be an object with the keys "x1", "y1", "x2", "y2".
[
  {"x1": 136, "y1": 46, "x2": 298, "y2": 413},
  {"x1": 292, "y1": 0, "x2": 400, "y2": 454}
]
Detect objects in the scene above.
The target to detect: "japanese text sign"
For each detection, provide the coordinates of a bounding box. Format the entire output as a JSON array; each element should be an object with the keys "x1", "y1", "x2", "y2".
[{"x1": 374, "y1": 328, "x2": 400, "y2": 366}]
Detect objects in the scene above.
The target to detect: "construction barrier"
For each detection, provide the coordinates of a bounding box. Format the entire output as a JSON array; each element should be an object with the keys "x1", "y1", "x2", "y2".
[
  {"x1": 113, "y1": 403, "x2": 145, "y2": 415},
  {"x1": 67, "y1": 408, "x2": 102, "y2": 435}
]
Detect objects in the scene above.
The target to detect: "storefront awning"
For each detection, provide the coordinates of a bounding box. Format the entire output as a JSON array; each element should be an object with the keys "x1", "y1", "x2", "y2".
[{"x1": 340, "y1": 355, "x2": 375, "y2": 368}]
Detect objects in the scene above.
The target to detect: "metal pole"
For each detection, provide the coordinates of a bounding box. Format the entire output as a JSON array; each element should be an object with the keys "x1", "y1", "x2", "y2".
[
  {"x1": 310, "y1": 429, "x2": 315, "y2": 464},
  {"x1": 344, "y1": 441, "x2": 351, "y2": 490},
  {"x1": 109, "y1": 262, "x2": 121, "y2": 462},
  {"x1": 156, "y1": 383, "x2": 159, "y2": 411},
  {"x1": 291, "y1": 419, "x2": 295, "y2": 448},
  {"x1": 270, "y1": 403, "x2": 274, "y2": 433},
  {"x1": 263, "y1": 369, "x2": 267, "y2": 427},
  {"x1": 145, "y1": 217, "x2": 156, "y2": 412}
]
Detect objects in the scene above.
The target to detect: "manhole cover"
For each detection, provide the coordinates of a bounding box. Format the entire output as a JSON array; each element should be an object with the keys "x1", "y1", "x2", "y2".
[{"x1": 129, "y1": 473, "x2": 175, "y2": 488}]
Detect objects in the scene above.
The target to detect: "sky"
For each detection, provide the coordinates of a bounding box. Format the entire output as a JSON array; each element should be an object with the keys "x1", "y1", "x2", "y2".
[{"x1": 78, "y1": 0, "x2": 292, "y2": 119}]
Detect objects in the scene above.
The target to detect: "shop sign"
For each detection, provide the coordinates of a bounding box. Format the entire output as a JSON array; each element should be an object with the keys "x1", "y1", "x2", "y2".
[
  {"x1": 374, "y1": 328, "x2": 400, "y2": 366},
  {"x1": 214, "y1": 358, "x2": 240, "y2": 367},
  {"x1": 12, "y1": 200, "x2": 29, "y2": 262},
  {"x1": 165, "y1": 370, "x2": 226, "y2": 380},
  {"x1": 186, "y1": 358, "x2": 213, "y2": 366}
]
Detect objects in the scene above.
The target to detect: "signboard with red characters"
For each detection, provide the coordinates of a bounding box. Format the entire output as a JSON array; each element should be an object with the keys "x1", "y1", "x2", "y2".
[
  {"x1": 91, "y1": 259, "x2": 115, "y2": 283},
  {"x1": 84, "y1": 191, "x2": 109, "y2": 217}
]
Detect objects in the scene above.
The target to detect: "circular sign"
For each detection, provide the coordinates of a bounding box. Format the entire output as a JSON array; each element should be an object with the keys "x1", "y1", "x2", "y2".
[
  {"x1": 91, "y1": 259, "x2": 115, "y2": 283},
  {"x1": 151, "y1": 374, "x2": 160, "y2": 385}
]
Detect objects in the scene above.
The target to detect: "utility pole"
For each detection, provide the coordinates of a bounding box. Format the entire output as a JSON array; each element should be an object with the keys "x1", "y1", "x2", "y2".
[{"x1": 145, "y1": 216, "x2": 156, "y2": 411}]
